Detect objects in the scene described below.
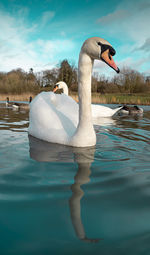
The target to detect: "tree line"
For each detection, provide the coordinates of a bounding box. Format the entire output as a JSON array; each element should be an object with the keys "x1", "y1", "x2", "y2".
[{"x1": 0, "y1": 59, "x2": 150, "y2": 94}]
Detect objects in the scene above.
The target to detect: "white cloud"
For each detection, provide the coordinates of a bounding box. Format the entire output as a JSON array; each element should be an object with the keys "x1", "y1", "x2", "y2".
[
  {"x1": 135, "y1": 38, "x2": 150, "y2": 52},
  {"x1": 37, "y1": 39, "x2": 74, "y2": 55},
  {"x1": 97, "y1": 9, "x2": 129, "y2": 25},
  {"x1": 60, "y1": 31, "x2": 66, "y2": 37},
  {"x1": 41, "y1": 11, "x2": 55, "y2": 27},
  {"x1": 0, "y1": 9, "x2": 74, "y2": 72},
  {"x1": 97, "y1": 0, "x2": 150, "y2": 75},
  {"x1": 0, "y1": 9, "x2": 38, "y2": 71},
  {"x1": 97, "y1": 0, "x2": 150, "y2": 42}
]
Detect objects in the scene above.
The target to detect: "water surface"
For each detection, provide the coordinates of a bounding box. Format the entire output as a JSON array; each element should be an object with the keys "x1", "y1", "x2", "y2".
[{"x1": 0, "y1": 102, "x2": 150, "y2": 255}]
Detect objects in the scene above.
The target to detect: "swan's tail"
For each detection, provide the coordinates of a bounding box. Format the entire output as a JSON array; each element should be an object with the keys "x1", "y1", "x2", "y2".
[{"x1": 112, "y1": 106, "x2": 123, "y2": 116}]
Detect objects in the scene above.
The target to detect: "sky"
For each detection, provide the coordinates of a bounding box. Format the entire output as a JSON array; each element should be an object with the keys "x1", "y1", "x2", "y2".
[{"x1": 0, "y1": 0, "x2": 150, "y2": 78}]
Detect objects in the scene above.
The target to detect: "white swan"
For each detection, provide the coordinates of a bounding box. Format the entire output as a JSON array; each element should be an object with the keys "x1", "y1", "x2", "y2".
[
  {"x1": 29, "y1": 37, "x2": 119, "y2": 147},
  {"x1": 53, "y1": 81, "x2": 122, "y2": 117}
]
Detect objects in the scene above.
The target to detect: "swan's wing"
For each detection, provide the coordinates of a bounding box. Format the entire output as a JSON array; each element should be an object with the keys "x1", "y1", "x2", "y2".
[
  {"x1": 55, "y1": 93, "x2": 79, "y2": 125},
  {"x1": 29, "y1": 92, "x2": 78, "y2": 144},
  {"x1": 41, "y1": 92, "x2": 79, "y2": 125}
]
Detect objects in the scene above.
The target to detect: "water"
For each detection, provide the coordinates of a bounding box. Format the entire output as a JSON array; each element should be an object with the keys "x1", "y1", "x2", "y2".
[{"x1": 0, "y1": 102, "x2": 150, "y2": 255}]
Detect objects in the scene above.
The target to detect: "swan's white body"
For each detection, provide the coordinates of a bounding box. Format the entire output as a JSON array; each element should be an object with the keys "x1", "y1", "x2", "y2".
[
  {"x1": 29, "y1": 92, "x2": 79, "y2": 145},
  {"x1": 29, "y1": 37, "x2": 119, "y2": 147},
  {"x1": 54, "y1": 81, "x2": 122, "y2": 117}
]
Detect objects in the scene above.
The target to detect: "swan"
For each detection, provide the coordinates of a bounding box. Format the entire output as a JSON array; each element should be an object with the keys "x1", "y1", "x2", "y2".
[
  {"x1": 53, "y1": 81, "x2": 122, "y2": 117},
  {"x1": 6, "y1": 96, "x2": 32, "y2": 109},
  {"x1": 29, "y1": 37, "x2": 120, "y2": 147}
]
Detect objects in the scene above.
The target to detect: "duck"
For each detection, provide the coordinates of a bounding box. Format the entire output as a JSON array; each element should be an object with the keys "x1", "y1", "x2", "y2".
[
  {"x1": 119, "y1": 105, "x2": 143, "y2": 115},
  {"x1": 53, "y1": 81, "x2": 123, "y2": 117},
  {"x1": 29, "y1": 36, "x2": 120, "y2": 147},
  {"x1": 6, "y1": 97, "x2": 14, "y2": 107},
  {"x1": 6, "y1": 96, "x2": 32, "y2": 110}
]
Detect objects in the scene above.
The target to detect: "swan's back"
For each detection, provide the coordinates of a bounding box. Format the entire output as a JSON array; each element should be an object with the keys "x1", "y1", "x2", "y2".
[
  {"x1": 91, "y1": 104, "x2": 121, "y2": 117},
  {"x1": 29, "y1": 92, "x2": 79, "y2": 144}
]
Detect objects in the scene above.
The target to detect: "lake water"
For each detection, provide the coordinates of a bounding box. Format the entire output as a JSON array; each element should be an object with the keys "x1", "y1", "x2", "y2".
[{"x1": 0, "y1": 102, "x2": 150, "y2": 255}]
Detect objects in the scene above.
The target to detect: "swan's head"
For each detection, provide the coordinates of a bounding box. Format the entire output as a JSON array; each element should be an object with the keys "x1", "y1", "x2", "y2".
[
  {"x1": 53, "y1": 84, "x2": 58, "y2": 93},
  {"x1": 53, "y1": 81, "x2": 67, "y2": 93},
  {"x1": 81, "y1": 37, "x2": 120, "y2": 73}
]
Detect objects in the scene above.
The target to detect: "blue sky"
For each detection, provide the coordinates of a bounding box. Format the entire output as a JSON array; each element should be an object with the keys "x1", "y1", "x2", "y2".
[{"x1": 0, "y1": 0, "x2": 150, "y2": 77}]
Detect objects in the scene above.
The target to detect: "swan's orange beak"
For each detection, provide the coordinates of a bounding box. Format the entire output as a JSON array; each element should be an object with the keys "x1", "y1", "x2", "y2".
[
  {"x1": 53, "y1": 85, "x2": 58, "y2": 93},
  {"x1": 101, "y1": 49, "x2": 120, "y2": 73}
]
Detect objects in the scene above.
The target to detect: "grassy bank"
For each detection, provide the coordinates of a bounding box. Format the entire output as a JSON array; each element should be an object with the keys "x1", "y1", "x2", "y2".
[
  {"x1": 1, "y1": 92, "x2": 150, "y2": 105},
  {"x1": 71, "y1": 93, "x2": 150, "y2": 105},
  {"x1": 0, "y1": 93, "x2": 37, "y2": 102}
]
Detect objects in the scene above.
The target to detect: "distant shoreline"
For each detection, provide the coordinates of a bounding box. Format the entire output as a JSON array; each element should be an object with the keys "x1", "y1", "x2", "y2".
[
  {"x1": 0, "y1": 92, "x2": 150, "y2": 105},
  {"x1": 0, "y1": 93, "x2": 36, "y2": 103}
]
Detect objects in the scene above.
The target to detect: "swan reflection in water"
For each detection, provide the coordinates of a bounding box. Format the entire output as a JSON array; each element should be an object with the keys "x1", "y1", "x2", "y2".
[{"x1": 29, "y1": 135, "x2": 101, "y2": 243}]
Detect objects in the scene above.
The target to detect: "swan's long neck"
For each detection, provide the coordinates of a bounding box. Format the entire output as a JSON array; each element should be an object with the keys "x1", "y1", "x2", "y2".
[
  {"x1": 70, "y1": 51, "x2": 96, "y2": 147},
  {"x1": 62, "y1": 83, "x2": 68, "y2": 95},
  {"x1": 78, "y1": 52, "x2": 93, "y2": 126}
]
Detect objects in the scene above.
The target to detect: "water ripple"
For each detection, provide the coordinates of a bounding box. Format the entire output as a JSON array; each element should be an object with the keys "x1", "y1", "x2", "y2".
[{"x1": 1, "y1": 104, "x2": 150, "y2": 254}]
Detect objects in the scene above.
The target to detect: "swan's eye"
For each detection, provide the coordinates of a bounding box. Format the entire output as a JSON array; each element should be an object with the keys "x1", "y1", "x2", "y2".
[
  {"x1": 109, "y1": 47, "x2": 116, "y2": 56},
  {"x1": 97, "y1": 42, "x2": 102, "y2": 46},
  {"x1": 97, "y1": 42, "x2": 116, "y2": 56},
  {"x1": 54, "y1": 84, "x2": 59, "y2": 89}
]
